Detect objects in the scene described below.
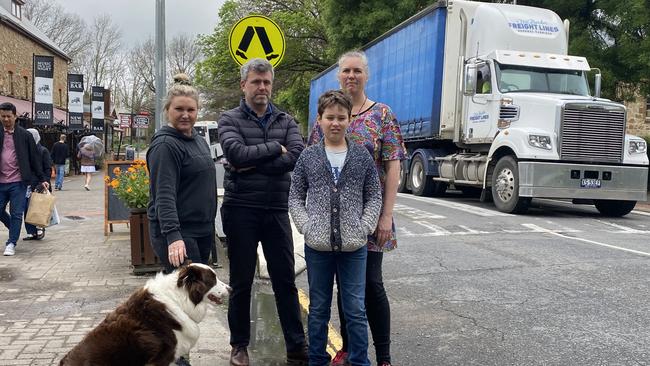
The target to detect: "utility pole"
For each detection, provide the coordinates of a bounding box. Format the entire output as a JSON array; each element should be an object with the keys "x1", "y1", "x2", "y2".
[{"x1": 155, "y1": 0, "x2": 166, "y2": 131}]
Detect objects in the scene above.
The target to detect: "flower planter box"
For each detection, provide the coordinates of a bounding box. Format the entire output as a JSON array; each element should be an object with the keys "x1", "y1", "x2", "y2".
[{"x1": 129, "y1": 210, "x2": 162, "y2": 274}]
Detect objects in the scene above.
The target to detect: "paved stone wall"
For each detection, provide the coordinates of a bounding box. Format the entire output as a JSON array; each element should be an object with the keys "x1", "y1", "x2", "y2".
[{"x1": 0, "y1": 23, "x2": 69, "y2": 109}]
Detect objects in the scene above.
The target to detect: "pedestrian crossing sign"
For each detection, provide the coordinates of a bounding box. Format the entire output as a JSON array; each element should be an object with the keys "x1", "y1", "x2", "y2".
[{"x1": 229, "y1": 15, "x2": 285, "y2": 68}]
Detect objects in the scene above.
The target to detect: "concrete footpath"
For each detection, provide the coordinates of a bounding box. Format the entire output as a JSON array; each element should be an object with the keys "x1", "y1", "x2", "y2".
[{"x1": 0, "y1": 173, "x2": 237, "y2": 365}]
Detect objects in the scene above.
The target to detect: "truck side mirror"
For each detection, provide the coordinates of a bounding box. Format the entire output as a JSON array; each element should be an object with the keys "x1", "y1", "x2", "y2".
[
  {"x1": 594, "y1": 73, "x2": 601, "y2": 98},
  {"x1": 464, "y1": 64, "x2": 477, "y2": 95}
]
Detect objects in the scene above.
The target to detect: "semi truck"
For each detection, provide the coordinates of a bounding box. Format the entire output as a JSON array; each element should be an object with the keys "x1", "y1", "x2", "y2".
[{"x1": 308, "y1": 0, "x2": 648, "y2": 216}]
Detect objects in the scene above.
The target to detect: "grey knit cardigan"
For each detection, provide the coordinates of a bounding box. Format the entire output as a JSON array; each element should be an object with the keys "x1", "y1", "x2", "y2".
[{"x1": 289, "y1": 139, "x2": 382, "y2": 252}]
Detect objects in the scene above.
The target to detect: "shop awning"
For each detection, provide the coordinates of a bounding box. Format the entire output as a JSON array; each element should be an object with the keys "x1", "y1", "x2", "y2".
[{"x1": 0, "y1": 95, "x2": 67, "y2": 124}]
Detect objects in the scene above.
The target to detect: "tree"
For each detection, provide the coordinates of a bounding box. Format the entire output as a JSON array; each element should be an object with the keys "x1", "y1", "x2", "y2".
[
  {"x1": 517, "y1": 0, "x2": 650, "y2": 99},
  {"x1": 167, "y1": 34, "x2": 203, "y2": 79},
  {"x1": 197, "y1": 0, "x2": 331, "y2": 129},
  {"x1": 23, "y1": 0, "x2": 91, "y2": 62}
]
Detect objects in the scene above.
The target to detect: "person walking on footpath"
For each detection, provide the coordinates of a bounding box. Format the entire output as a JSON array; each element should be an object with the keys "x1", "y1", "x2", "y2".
[
  {"x1": 51, "y1": 134, "x2": 68, "y2": 190},
  {"x1": 23, "y1": 128, "x2": 52, "y2": 241},
  {"x1": 0, "y1": 102, "x2": 49, "y2": 256},
  {"x1": 290, "y1": 90, "x2": 382, "y2": 366},
  {"x1": 78, "y1": 144, "x2": 95, "y2": 190},
  {"x1": 146, "y1": 74, "x2": 217, "y2": 366},
  {"x1": 218, "y1": 58, "x2": 308, "y2": 366},
  {"x1": 308, "y1": 50, "x2": 407, "y2": 366}
]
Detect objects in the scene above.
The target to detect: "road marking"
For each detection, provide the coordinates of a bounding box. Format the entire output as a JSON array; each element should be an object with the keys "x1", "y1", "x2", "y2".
[
  {"x1": 298, "y1": 288, "x2": 342, "y2": 356},
  {"x1": 631, "y1": 210, "x2": 650, "y2": 217},
  {"x1": 398, "y1": 193, "x2": 512, "y2": 217},
  {"x1": 414, "y1": 221, "x2": 451, "y2": 235},
  {"x1": 595, "y1": 220, "x2": 650, "y2": 234},
  {"x1": 394, "y1": 203, "x2": 445, "y2": 219},
  {"x1": 522, "y1": 223, "x2": 650, "y2": 257}
]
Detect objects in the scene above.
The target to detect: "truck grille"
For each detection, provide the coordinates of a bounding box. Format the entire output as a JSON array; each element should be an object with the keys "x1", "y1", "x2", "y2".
[{"x1": 560, "y1": 104, "x2": 625, "y2": 163}]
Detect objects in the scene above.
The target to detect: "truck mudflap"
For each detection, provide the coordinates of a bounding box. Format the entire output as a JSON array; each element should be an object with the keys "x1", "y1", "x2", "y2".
[{"x1": 518, "y1": 161, "x2": 648, "y2": 201}]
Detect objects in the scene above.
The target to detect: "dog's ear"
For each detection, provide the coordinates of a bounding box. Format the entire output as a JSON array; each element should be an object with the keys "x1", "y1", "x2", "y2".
[{"x1": 177, "y1": 265, "x2": 209, "y2": 305}]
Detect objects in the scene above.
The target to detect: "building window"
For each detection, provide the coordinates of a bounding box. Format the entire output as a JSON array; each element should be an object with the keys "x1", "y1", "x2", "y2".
[
  {"x1": 8, "y1": 72, "x2": 14, "y2": 96},
  {"x1": 23, "y1": 76, "x2": 28, "y2": 99},
  {"x1": 11, "y1": 0, "x2": 23, "y2": 19}
]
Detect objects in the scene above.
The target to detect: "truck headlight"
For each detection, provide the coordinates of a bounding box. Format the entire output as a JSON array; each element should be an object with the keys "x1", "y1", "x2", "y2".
[
  {"x1": 528, "y1": 135, "x2": 552, "y2": 150},
  {"x1": 629, "y1": 140, "x2": 648, "y2": 154}
]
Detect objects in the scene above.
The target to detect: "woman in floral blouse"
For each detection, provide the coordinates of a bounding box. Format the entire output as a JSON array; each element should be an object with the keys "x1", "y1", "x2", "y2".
[{"x1": 308, "y1": 50, "x2": 406, "y2": 366}]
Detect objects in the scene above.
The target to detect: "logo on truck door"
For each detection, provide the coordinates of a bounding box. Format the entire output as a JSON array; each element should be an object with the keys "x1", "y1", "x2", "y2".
[{"x1": 469, "y1": 111, "x2": 490, "y2": 123}]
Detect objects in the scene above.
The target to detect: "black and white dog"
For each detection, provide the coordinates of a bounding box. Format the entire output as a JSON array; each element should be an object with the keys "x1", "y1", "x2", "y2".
[{"x1": 59, "y1": 263, "x2": 230, "y2": 366}]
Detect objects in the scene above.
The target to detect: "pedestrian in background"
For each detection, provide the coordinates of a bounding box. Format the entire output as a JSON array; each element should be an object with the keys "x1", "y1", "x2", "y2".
[
  {"x1": 78, "y1": 144, "x2": 95, "y2": 191},
  {"x1": 51, "y1": 134, "x2": 68, "y2": 190},
  {"x1": 218, "y1": 58, "x2": 308, "y2": 366},
  {"x1": 290, "y1": 90, "x2": 382, "y2": 366},
  {"x1": 308, "y1": 50, "x2": 407, "y2": 366},
  {"x1": 0, "y1": 102, "x2": 49, "y2": 256},
  {"x1": 23, "y1": 128, "x2": 51, "y2": 241},
  {"x1": 147, "y1": 73, "x2": 217, "y2": 273}
]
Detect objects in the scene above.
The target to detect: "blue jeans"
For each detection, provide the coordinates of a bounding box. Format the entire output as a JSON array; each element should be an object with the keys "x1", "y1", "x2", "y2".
[
  {"x1": 0, "y1": 182, "x2": 27, "y2": 245},
  {"x1": 54, "y1": 164, "x2": 65, "y2": 189},
  {"x1": 305, "y1": 245, "x2": 370, "y2": 366}
]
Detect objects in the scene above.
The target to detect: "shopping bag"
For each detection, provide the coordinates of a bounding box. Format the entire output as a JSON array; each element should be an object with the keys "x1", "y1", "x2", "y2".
[
  {"x1": 25, "y1": 190, "x2": 57, "y2": 227},
  {"x1": 49, "y1": 205, "x2": 60, "y2": 226}
]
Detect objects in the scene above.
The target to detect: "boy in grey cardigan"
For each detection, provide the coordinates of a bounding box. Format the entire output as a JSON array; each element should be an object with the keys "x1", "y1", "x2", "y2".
[{"x1": 289, "y1": 90, "x2": 382, "y2": 366}]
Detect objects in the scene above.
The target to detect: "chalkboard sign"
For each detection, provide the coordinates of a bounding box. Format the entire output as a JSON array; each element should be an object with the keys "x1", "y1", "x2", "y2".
[{"x1": 104, "y1": 160, "x2": 135, "y2": 235}]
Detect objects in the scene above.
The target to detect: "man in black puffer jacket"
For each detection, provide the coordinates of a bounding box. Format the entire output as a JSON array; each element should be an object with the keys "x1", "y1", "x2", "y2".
[{"x1": 218, "y1": 58, "x2": 307, "y2": 366}]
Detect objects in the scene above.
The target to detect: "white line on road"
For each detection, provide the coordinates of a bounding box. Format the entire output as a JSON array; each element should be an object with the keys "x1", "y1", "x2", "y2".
[
  {"x1": 393, "y1": 203, "x2": 446, "y2": 219},
  {"x1": 414, "y1": 221, "x2": 452, "y2": 235},
  {"x1": 594, "y1": 220, "x2": 650, "y2": 234},
  {"x1": 398, "y1": 193, "x2": 513, "y2": 217},
  {"x1": 522, "y1": 223, "x2": 650, "y2": 257},
  {"x1": 631, "y1": 210, "x2": 650, "y2": 217}
]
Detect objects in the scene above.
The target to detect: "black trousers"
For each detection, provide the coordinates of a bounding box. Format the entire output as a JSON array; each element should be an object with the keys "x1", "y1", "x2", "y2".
[
  {"x1": 222, "y1": 205, "x2": 306, "y2": 352},
  {"x1": 150, "y1": 229, "x2": 214, "y2": 274},
  {"x1": 337, "y1": 250, "x2": 391, "y2": 363}
]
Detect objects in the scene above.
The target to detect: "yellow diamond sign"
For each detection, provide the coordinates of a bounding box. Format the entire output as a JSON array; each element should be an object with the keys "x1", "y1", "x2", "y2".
[{"x1": 229, "y1": 15, "x2": 285, "y2": 68}]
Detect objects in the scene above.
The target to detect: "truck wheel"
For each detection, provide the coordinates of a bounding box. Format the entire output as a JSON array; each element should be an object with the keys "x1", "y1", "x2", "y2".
[
  {"x1": 491, "y1": 156, "x2": 530, "y2": 213},
  {"x1": 397, "y1": 160, "x2": 410, "y2": 193},
  {"x1": 410, "y1": 154, "x2": 446, "y2": 196},
  {"x1": 594, "y1": 200, "x2": 636, "y2": 217}
]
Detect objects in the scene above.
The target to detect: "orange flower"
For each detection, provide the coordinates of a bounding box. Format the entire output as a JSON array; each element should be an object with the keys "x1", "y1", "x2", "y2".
[
  {"x1": 113, "y1": 167, "x2": 121, "y2": 176},
  {"x1": 130, "y1": 175, "x2": 136, "y2": 180},
  {"x1": 104, "y1": 176, "x2": 110, "y2": 183},
  {"x1": 110, "y1": 179, "x2": 120, "y2": 188},
  {"x1": 126, "y1": 187, "x2": 132, "y2": 193},
  {"x1": 128, "y1": 167, "x2": 136, "y2": 173}
]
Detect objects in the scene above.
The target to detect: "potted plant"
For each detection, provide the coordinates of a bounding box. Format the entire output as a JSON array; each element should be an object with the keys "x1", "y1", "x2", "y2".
[{"x1": 105, "y1": 160, "x2": 158, "y2": 272}]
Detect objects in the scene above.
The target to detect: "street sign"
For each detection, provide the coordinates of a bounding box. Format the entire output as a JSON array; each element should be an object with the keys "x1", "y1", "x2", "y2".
[
  {"x1": 119, "y1": 114, "x2": 132, "y2": 129},
  {"x1": 228, "y1": 15, "x2": 285, "y2": 68},
  {"x1": 133, "y1": 115, "x2": 149, "y2": 129}
]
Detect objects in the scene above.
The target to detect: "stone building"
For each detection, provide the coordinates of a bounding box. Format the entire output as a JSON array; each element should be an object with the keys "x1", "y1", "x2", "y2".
[
  {"x1": 0, "y1": 0, "x2": 70, "y2": 122},
  {"x1": 622, "y1": 91, "x2": 650, "y2": 139}
]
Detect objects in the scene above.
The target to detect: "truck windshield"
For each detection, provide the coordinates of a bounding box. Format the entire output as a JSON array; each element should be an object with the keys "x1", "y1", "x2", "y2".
[{"x1": 495, "y1": 63, "x2": 590, "y2": 96}]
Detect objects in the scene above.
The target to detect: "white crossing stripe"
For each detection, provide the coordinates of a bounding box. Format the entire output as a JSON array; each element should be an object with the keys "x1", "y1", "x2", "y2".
[
  {"x1": 595, "y1": 220, "x2": 650, "y2": 234},
  {"x1": 521, "y1": 223, "x2": 650, "y2": 257},
  {"x1": 398, "y1": 193, "x2": 513, "y2": 217},
  {"x1": 393, "y1": 203, "x2": 445, "y2": 219}
]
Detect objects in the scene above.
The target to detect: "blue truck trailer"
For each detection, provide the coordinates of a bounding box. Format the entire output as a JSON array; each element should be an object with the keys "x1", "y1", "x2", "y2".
[{"x1": 309, "y1": 0, "x2": 648, "y2": 216}]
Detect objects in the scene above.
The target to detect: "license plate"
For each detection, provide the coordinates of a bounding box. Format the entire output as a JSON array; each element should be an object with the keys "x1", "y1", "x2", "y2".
[{"x1": 580, "y1": 178, "x2": 601, "y2": 188}]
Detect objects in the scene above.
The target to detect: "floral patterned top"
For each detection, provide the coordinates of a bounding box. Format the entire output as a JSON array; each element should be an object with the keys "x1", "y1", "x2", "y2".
[{"x1": 308, "y1": 102, "x2": 406, "y2": 252}]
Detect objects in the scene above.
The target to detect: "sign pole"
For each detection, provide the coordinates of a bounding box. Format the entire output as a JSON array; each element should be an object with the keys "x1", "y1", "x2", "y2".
[{"x1": 155, "y1": 0, "x2": 166, "y2": 131}]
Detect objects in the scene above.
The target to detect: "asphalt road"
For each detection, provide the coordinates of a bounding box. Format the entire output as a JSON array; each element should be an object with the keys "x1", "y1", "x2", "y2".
[{"x1": 376, "y1": 192, "x2": 650, "y2": 365}]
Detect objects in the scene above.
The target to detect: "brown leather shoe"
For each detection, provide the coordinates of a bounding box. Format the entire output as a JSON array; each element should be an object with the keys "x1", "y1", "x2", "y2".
[{"x1": 230, "y1": 346, "x2": 249, "y2": 366}]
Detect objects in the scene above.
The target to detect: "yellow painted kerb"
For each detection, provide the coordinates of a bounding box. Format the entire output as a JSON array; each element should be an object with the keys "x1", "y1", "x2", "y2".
[{"x1": 298, "y1": 288, "x2": 342, "y2": 356}]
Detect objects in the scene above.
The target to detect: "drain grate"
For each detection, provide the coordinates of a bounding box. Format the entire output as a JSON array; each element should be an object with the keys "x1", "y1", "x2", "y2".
[{"x1": 64, "y1": 215, "x2": 85, "y2": 220}]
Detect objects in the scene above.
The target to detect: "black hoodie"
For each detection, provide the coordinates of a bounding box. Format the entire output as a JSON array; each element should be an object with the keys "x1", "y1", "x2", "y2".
[{"x1": 146, "y1": 126, "x2": 217, "y2": 245}]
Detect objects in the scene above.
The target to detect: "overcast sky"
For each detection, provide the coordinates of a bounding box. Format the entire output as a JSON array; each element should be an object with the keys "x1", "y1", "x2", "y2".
[{"x1": 55, "y1": 0, "x2": 226, "y2": 46}]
